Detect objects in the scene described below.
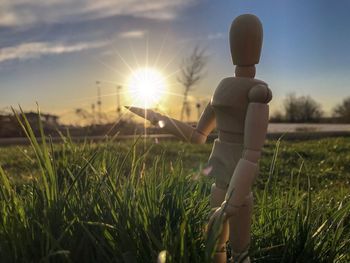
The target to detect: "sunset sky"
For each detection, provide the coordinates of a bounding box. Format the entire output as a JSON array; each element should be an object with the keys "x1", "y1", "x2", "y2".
[{"x1": 1, "y1": 0, "x2": 350, "y2": 123}]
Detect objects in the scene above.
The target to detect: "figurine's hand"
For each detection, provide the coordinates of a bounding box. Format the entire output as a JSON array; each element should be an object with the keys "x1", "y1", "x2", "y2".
[
  {"x1": 125, "y1": 106, "x2": 163, "y2": 126},
  {"x1": 125, "y1": 106, "x2": 197, "y2": 142}
]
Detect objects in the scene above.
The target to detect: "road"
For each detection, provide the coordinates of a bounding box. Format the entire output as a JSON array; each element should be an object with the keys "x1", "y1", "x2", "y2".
[{"x1": 1, "y1": 123, "x2": 350, "y2": 146}]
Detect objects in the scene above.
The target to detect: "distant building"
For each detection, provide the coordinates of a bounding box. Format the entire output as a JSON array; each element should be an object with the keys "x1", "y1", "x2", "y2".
[
  {"x1": 0, "y1": 112, "x2": 60, "y2": 137},
  {"x1": 23, "y1": 112, "x2": 59, "y2": 126}
]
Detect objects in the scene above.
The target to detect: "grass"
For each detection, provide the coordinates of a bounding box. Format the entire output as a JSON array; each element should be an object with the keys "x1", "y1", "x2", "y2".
[{"x1": 0, "y1": 112, "x2": 349, "y2": 262}]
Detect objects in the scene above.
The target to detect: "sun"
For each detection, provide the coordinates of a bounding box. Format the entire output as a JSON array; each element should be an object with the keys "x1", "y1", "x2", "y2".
[{"x1": 127, "y1": 68, "x2": 166, "y2": 108}]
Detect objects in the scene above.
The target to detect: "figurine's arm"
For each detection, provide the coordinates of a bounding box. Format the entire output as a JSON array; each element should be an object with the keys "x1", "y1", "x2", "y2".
[
  {"x1": 155, "y1": 102, "x2": 216, "y2": 144},
  {"x1": 125, "y1": 104, "x2": 215, "y2": 144},
  {"x1": 191, "y1": 102, "x2": 216, "y2": 144},
  {"x1": 225, "y1": 84, "x2": 272, "y2": 210},
  {"x1": 242, "y1": 84, "x2": 272, "y2": 162}
]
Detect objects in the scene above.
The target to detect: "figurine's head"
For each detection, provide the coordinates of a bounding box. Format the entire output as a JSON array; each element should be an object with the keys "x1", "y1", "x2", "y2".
[{"x1": 229, "y1": 14, "x2": 263, "y2": 78}]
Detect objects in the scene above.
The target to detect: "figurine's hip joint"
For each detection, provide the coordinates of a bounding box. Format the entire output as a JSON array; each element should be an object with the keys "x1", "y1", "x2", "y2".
[{"x1": 207, "y1": 139, "x2": 243, "y2": 186}]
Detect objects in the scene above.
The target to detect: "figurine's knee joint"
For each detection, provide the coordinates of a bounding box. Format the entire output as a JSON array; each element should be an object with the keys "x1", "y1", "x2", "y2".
[
  {"x1": 225, "y1": 159, "x2": 257, "y2": 206},
  {"x1": 243, "y1": 149, "x2": 261, "y2": 163},
  {"x1": 231, "y1": 250, "x2": 251, "y2": 263},
  {"x1": 210, "y1": 183, "x2": 227, "y2": 208},
  {"x1": 212, "y1": 182, "x2": 227, "y2": 192},
  {"x1": 215, "y1": 180, "x2": 228, "y2": 190},
  {"x1": 190, "y1": 129, "x2": 207, "y2": 144},
  {"x1": 222, "y1": 193, "x2": 253, "y2": 216},
  {"x1": 215, "y1": 241, "x2": 227, "y2": 252}
]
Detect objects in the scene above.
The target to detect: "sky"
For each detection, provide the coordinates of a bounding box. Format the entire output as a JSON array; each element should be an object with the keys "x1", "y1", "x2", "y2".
[{"x1": 1, "y1": 0, "x2": 350, "y2": 124}]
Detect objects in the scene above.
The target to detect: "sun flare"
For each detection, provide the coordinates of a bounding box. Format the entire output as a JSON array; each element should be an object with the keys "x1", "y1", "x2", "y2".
[{"x1": 127, "y1": 68, "x2": 166, "y2": 108}]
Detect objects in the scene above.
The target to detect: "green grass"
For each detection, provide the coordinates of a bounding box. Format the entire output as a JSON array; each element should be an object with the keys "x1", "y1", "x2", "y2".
[{"x1": 0, "y1": 113, "x2": 349, "y2": 262}]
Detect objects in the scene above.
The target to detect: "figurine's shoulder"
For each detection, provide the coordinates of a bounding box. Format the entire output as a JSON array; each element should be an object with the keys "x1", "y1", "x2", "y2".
[
  {"x1": 211, "y1": 77, "x2": 269, "y2": 106},
  {"x1": 248, "y1": 80, "x2": 272, "y2": 103}
]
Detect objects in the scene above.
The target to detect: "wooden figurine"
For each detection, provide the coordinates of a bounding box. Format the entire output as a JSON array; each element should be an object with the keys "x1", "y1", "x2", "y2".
[{"x1": 126, "y1": 14, "x2": 272, "y2": 263}]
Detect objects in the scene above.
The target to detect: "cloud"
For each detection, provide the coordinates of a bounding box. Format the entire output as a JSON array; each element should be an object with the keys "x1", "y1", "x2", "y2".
[
  {"x1": 208, "y1": 32, "x2": 225, "y2": 40},
  {"x1": 0, "y1": 0, "x2": 197, "y2": 27},
  {"x1": 0, "y1": 41, "x2": 107, "y2": 63},
  {"x1": 0, "y1": 12, "x2": 20, "y2": 27},
  {"x1": 119, "y1": 30, "x2": 147, "y2": 39}
]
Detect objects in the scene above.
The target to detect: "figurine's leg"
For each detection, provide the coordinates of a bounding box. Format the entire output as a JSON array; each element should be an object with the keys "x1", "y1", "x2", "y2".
[
  {"x1": 225, "y1": 103, "x2": 269, "y2": 262},
  {"x1": 212, "y1": 219, "x2": 229, "y2": 263},
  {"x1": 207, "y1": 140, "x2": 244, "y2": 263},
  {"x1": 210, "y1": 182, "x2": 227, "y2": 208},
  {"x1": 228, "y1": 194, "x2": 253, "y2": 263},
  {"x1": 210, "y1": 181, "x2": 229, "y2": 263},
  {"x1": 222, "y1": 159, "x2": 256, "y2": 263}
]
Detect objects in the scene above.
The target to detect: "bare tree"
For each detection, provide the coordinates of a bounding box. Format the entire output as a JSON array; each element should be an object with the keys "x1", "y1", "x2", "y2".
[
  {"x1": 283, "y1": 93, "x2": 323, "y2": 123},
  {"x1": 333, "y1": 97, "x2": 350, "y2": 122},
  {"x1": 298, "y1": 95, "x2": 323, "y2": 122},
  {"x1": 270, "y1": 110, "x2": 284, "y2": 123},
  {"x1": 177, "y1": 46, "x2": 207, "y2": 121},
  {"x1": 75, "y1": 108, "x2": 94, "y2": 126},
  {"x1": 284, "y1": 94, "x2": 300, "y2": 122}
]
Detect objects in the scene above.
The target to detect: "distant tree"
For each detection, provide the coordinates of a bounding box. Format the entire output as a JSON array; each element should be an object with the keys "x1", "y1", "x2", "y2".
[
  {"x1": 298, "y1": 95, "x2": 323, "y2": 122},
  {"x1": 333, "y1": 97, "x2": 350, "y2": 122},
  {"x1": 283, "y1": 93, "x2": 323, "y2": 123},
  {"x1": 270, "y1": 110, "x2": 284, "y2": 123},
  {"x1": 178, "y1": 46, "x2": 207, "y2": 121},
  {"x1": 284, "y1": 94, "x2": 300, "y2": 122}
]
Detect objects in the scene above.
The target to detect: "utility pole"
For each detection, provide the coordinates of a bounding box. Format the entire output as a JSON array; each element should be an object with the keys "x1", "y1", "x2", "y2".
[
  {"x1": 116, "y1": 85, "x2": 122, "y2": 118},
  {"x1": 196, "y1": 102, "x2": 201, "y2": 119},
  {"x1": 91, "y1": 103, "x2": 95, "y2": 125},
  {"x1": 96, "y1": 81, "x2": 102, "y2": 124}
]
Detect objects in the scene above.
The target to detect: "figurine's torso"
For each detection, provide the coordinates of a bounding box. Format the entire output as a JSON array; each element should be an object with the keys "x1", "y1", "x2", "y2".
[{"x1": 211, "y1": 77, "x2": 269, "y2": 143}]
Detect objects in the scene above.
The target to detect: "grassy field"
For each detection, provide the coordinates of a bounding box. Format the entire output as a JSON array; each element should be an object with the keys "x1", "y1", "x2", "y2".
[{"x1": 0, "y1": 117, "x2": 349, "y2": 262}]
